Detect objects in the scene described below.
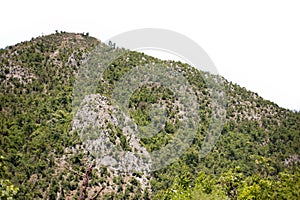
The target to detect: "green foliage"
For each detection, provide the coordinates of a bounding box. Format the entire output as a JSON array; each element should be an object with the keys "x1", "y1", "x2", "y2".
[
  {"x1": 0, "y1": 179, "x2": 19, "y2": 200},
  {"x1": 0, "y1": 32, "x2": 299, "y2": 199},
  {"x1": 156, "y1": 170, "x2": 228, "y2": 200},
  {"x1": 0, "y1": 156, "x2": 19, "y2": 199},
  {"x1": 237, "y1": 170, "x2": 300, "y2": 199}
]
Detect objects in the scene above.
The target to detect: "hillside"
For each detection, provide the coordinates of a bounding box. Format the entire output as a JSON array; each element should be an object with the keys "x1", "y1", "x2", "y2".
[{"x1": 0, "y1": 32, "x2": 299, "y2": 199}]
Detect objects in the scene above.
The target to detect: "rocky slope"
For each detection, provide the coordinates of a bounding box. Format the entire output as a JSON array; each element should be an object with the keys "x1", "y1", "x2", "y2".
[{"x1": 0, "y1": 32, "x2": 299, "y2": 199}]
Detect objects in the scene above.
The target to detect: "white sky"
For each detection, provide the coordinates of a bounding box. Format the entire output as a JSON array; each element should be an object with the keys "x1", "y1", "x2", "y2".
[{"x1": 1, "y1": 0, "x2": 299, "y2": 111}]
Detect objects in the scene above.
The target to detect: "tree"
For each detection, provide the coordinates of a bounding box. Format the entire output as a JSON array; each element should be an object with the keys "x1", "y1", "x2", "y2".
[{"x1": 0, "y1": 156, "x2": 19, "y2": 199}]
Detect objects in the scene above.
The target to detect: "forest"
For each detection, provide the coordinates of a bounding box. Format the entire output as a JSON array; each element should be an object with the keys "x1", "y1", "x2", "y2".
[{"x1": 0, "y1": 32, "x2": 299, "y2": 199}]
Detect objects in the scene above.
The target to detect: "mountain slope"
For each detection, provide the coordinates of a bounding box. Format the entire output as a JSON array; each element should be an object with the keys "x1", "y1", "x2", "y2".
[{"x1": 0, "y1": 32, "x2": 299, "y2": 199}]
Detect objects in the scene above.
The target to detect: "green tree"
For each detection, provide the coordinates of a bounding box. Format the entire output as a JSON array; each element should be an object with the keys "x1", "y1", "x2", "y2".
[{"x1": 0, "y1": 156, "x2": 19, "y2": 199}]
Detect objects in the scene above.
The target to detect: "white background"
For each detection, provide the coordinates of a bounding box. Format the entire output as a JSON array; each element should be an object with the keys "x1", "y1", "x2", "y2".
[{"x1": 1, "y1": 0, "x2": 299, "y2": 111}]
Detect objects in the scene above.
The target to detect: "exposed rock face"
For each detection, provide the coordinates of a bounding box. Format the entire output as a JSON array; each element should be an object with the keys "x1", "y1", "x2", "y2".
[{"x1": 72, "y1": 94, "x2": 152, "y2": 189}]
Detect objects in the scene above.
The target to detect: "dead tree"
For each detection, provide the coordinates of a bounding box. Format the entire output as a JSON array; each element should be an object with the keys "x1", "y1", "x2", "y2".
[{"x1": 58, "y1": 160, "x2": 105, "y2": 199}]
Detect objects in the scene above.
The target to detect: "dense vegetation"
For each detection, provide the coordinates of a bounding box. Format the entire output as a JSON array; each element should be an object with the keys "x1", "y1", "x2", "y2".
[{"x1": 0, "y1": 32, "x2": 299, "y2": 199}]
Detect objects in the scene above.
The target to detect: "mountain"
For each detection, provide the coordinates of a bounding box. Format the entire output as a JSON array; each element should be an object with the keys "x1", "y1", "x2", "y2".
[{"x1": 0, "y1": 32, "x2": 299, "y2": 199}]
